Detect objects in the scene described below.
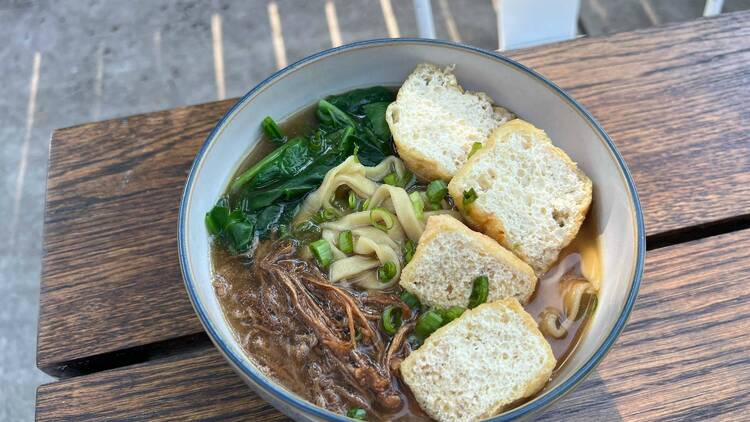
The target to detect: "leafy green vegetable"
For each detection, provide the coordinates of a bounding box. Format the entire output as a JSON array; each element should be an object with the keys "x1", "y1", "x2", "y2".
[
  {"x1": 319, "y1": 88, "x2": 396, "y2": 165},
  {"x1": 205, "y1": 199, "x2": 257, "y2": 254},
  {"x1": 208, "y1": 87, "x2": 397, "y2": 255},
  {"x1": 361, "y1": 102, "x2": 391, "y2": 140},
  {"x1": 325, "y1": 86, "x2": 394, "y2": 114}
]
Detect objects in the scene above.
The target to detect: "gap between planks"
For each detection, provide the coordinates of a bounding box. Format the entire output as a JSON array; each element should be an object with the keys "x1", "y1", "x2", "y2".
[{"x1": 40, "y1": 213, "x2": 750, "y2": 379}]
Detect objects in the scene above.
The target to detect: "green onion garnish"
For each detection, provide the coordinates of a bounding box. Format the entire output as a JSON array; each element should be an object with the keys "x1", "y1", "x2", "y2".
[
  {"x1": 415, "y1": 309, "x2": 443, "y2": 338},
  {"x1": 399, "y1": 291, "x2": 421, "y2": 310},
  {"x1": 403, "y1": 239, "x2": 416, "y2": 264},
  {"x1": 378, "y1": 261, "x2": 397, "y2": 282},
  {"x1": 468, "y1": 275, "x2": 489, "y2": 309},
  {"x1": 381, "y1": 305, "x2": 402, "y2": 335},
  {"x1": 348, "y1": 191, "x2": 358, "y2": 210},
  {"x1": 463, "y1": 188, "x2": 478, "y2": 206},
  {"x1": 468, "y1": 142, "x2": 483, "y2": 158},
  {"x1": 383, "y1": 172, "x2": 400, "y2": 186},
  {"x1": 347, "y1": 407, "x2": 367, "y2": 420},
  {"x1": 309, "y1": 239, "x2": 333, "y2": 268},
  {"x1": 426, "y1": 180, "x2": 448, "y2": 204},
  {"x1": 313, "y1": 208, "x2": 337, "y2": 223},
  {"x1": 261, "y1": 116, "x2": 284, "y2": 143},
  {"x1": 409, "y1": 191, "x2": 424, "y2": 220},
  {"x1": 338, "y1": 230, "x2": 354, "y2": 254},
  {"x1": 440, "y1": 306, "x2": 466, "y2": 323},
  {"x1": 370, "y1": 208, "x2": 394, "y2": 232},
  {"x1": 360, "y1": 198, "x2": 371, "y2": 211}
]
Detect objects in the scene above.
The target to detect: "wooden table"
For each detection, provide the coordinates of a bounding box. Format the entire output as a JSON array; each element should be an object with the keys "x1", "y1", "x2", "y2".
[{"x1": 35, "y1": 11, "x2": 750, "y2": 421}]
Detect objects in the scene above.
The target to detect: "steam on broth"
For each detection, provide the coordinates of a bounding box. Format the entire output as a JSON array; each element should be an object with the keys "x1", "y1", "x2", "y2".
[{"x1": 209, "y1": 81, "x2": 599, "y2": 421}]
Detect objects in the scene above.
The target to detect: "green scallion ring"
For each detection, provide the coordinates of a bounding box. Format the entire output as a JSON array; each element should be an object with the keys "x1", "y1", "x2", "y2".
[
  {"x1": 409, "y1": 191, "x2": 424, "y2": 220},
  {"x1": 338, "y1": 230, "x2": 354, "y2": 254},
  {"x1": 347, "y1": 407, "x2": 367, "y2": 420},
  {"x1": 415, "y1": 309, "x2": 444, "y2": 338},
  {"x1": 381, "y1": 305, "x2": 402, "y2": 335},
  {"x1": 309, "y1": 239, "x2": 333, "y2": 268},
  {"x1": 378, "y1": 261, "x2": 397, "y2": 282},
  {"x1": 348, "y1": 191, "x2": 358, "y2": 210},
  {"x1": 463, "y1": 188, "x2": 478, "y2": 206},
  {"x1": 403, "y1": 239, "x2": 416, "y2": 264},
  {"x1": 369, "y1": 207, "x2": 395, "y2": 232},
  {"x1": 440, "y1": 306, "x2": 466, "y2": 323},
  {"x1": 383, "y1": 172, "x2": 400, "y2": 186},
  {"x1": 425, "y1": 180, "x2": 448, "y2": 204},
  {"x1": 468, "y1": 275, "x2": 489, "y2": 309},
  {"x1": 468, "y1": 141, "x2": 483, "y2": 158},
  {"x1": 399, "y1": 290, "x2": 421, "y2": 310}
]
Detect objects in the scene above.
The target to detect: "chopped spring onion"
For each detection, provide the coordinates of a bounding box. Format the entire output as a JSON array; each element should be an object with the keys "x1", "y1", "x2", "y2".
[
  {"x1": 403, "y1": 239, "x2": 416, "y2": 264},
  {"x1": 468, "y1": 141, "x2": 483, "y2": 158},
  {"x1": 352, "y1": 145, "x2": 360, "y2": 163},
  {"x1": 440, "y1": 306, "x2": 466, "y2": 323},
  {"x1": 468, "y1": 275, "x2": 489, "y2": 309},
  {"x1": 309, "y1": 239, "x2": 334, "y2": 268},
  {"x1": 399, "y1": 290, "x2": 421, "y2": 310},
  {"x1": 347, "y1": 407, "x2": 367, "y2": 420},
  {"x1": 338, "y1": 230, "x2": 354, "y2": 254},
  {"x1": 370, "y1": 208, "x2": 394, "y2": 232},
  {"x1": 425, "y1": 180, "x2": 448, "y2": 204},
  {"x1": 348, "y1": 191, "x2": 358, "y2": 210},
  {"x1": 360, "y1": 198, "x2": 371, "y2": 211},
  {"x1": 415, "y1": 310, "x2": 444, "y2": 338},
  {"x1": 313, "y1": 208, "x2": 337, "y2": 223},
  {"x1": 383, "y1": 172, "x2": 400, "y2": 186},
  {"x1": 463, "y1": 188, "x2": 478, "y2": 206},
  {"x1": 381, "y1": 305, "x2": 403, "y2": 335},
  {"x1": 409, "y1": 191, "x2": 424, "y2": 220},
  {"x1": 378, "y1": 261, "x2": 397, "y2": 282},
  {"x1": 261, "y1": 116, "x2": 284, "y2": 143}
]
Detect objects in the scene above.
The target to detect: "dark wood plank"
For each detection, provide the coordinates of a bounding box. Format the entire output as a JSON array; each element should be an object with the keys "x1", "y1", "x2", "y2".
[
  {"x1": 36, "y1": 347, "x2": 289, "y2": 422},
  {"x1": 38, "y1": 100, "x2": 233, "y2": 372},
  {"x1": 507, "y1": 11, "x2": 750, "y2": 236},
  {"x1": 36, "y1": 228, "x2": 750, "y2": 421},
  {"x1": 38, "y1": 12, "x2": 750, "y2": 373}
]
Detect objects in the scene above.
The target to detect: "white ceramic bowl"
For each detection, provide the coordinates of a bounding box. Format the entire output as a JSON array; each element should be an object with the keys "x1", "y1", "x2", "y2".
[{"x1": 179, "y1": 39, "x2": 645, "y2": 421}]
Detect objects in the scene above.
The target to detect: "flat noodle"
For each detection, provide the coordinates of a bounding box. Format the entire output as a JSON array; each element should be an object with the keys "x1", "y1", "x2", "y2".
[
  {"x1": 538, "y1": 276, "x2": 597, "y2": 339},
  {"x1": 294, "y1": 156, "x2": 379, "y2": 224},
  {"x1": 562, "y1": 278, "x2": 597, "y2": 321},
  {"x1": 296, "y1": 155, "x2": 463, "y2": 290}
]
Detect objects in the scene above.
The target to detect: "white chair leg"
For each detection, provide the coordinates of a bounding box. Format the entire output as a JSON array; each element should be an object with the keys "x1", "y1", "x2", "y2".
[
  {"x1": 703, "y1": 0, "x2": 724, "y2": 16},
  {"x1": 413, "y1": 0, "x2": 436, "y2": 39}
]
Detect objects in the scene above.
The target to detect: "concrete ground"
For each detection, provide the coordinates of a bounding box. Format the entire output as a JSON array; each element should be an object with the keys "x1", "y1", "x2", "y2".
[{"x1": 1, "y1": 0, "x2": 748, "y2": 420}]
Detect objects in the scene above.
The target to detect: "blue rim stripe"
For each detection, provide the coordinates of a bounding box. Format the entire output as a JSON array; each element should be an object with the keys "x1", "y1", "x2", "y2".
[{"x1": 178, "y1": 37, "x2": 646, "y2": 421}]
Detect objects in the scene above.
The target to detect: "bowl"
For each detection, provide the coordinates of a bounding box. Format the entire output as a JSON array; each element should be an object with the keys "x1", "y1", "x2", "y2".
[{"x1": 178, "y1": 39, "x2": 645, "y2": 421}]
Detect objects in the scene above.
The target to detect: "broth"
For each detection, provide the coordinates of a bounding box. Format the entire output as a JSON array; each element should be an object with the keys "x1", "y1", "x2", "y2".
[{"x1": 211, "y1": 104, "x2": 601, "y2": 420}]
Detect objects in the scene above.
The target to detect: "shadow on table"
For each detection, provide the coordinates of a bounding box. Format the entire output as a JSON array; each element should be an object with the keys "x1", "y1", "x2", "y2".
[{"x1": 536, "y1": 370, "x2": 623, "y2": 421}]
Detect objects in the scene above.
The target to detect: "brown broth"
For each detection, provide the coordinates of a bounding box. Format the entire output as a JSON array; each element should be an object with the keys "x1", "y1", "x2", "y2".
[{"x1": 210, "y1": 103, "x2": 601, "y2": 421}]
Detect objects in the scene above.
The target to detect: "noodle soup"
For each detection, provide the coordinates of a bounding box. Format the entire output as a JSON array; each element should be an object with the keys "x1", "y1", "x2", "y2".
[{"x1": 208, "y1": 81, "x2": 599, "y2": 421}]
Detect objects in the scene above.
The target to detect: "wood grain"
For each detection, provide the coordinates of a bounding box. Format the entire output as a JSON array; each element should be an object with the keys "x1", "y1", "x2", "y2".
[
  {"x1": 508, "y1": 12, "x2": 750, "y2": 235},
  {"x1": 38, "y1": 12, "x2": 750, "y2": 374},
  {"x1": 38, "y1": 100, "x2": 233, "y2": 372},
  {"x1": 37, "y1": 228, "x2": 750, "y2": 421}
]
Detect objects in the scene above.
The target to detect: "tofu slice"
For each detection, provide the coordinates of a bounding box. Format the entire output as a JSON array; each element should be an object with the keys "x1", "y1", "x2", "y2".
[
  {"x1": 385, "y1": 63, "x2": 514, "y2": 181},
  {"x1": 399, "y1": 215, "x2": 536, "y2": 308},
  {"x1": 400, "y1": 298, "x2": 557, "y2": 422},
  {"x1": 448, "y1": 119, "x2": 593, "y2": 276}
]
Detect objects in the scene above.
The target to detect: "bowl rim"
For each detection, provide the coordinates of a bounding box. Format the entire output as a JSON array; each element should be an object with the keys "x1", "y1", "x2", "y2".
[{"x1": 178, "y1": 38, "x2": 646, "y2": 421}]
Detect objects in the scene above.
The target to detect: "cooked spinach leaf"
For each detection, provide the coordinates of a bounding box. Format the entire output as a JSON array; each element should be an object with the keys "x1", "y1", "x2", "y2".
[{"x1": 207, "y1": 87, "x2": 396, "y2": 254}]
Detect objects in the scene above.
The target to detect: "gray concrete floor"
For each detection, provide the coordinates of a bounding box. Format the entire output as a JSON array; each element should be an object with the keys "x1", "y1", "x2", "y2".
[{"x1": 1, "y1": 0, "x2": 748, "y2": 420}]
